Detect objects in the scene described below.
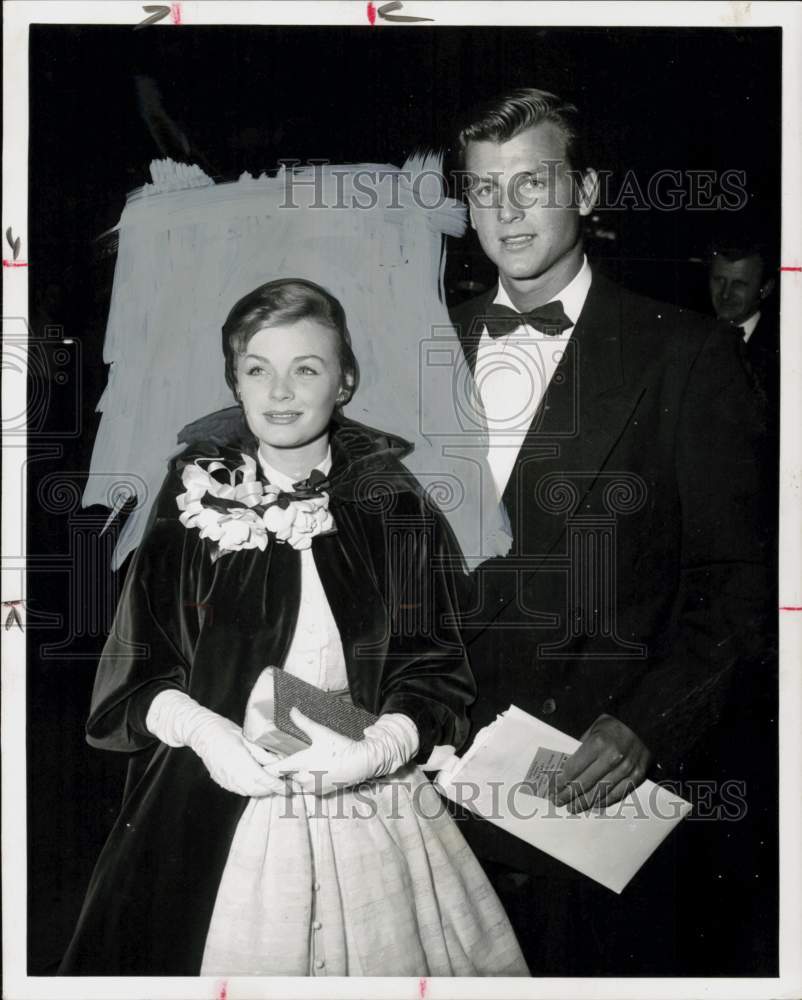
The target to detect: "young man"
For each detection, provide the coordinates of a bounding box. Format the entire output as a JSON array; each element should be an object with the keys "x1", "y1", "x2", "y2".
[{"x1": 450, "y1": 89, "x2": 773, "y2": 974}]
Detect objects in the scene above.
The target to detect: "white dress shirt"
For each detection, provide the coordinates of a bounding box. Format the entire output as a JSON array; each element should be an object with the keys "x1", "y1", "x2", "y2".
[
  {"x1": 740, "y1": 310, "x2": 761, "y2": 343},
  {"x1": 476, "y1": 256, "x2": 593, "y2": 498}
]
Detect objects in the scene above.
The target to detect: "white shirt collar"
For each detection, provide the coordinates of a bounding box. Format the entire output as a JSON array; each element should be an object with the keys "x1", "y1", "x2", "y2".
[
  {"x1": 492, "y1": 254, "x2": 592, "y2": 329},
  {"x1": 257, "y1": 446, "x2": 333, "y2": 491},
  {"x1": 740, "y1": 310, "x2": 761, "y2": 343}
]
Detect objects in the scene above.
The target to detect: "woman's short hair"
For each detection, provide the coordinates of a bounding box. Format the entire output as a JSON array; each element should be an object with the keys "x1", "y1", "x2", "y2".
[
  {"x1": 222, "y1": 278, "x2": 359, "y2": 404},
  {"x1": 457, "y1": 88, "x2": 589, "y2": 175}
]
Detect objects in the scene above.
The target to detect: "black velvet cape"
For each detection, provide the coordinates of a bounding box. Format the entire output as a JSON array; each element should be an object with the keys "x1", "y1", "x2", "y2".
[{"x1": 59, "y1": 416, "x2": 475, "y2": 975}]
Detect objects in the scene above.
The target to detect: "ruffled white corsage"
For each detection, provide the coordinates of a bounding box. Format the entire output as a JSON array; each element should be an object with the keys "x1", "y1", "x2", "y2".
[{"x1": 176, "y1": 454, "x2": 334, "y2": 559}]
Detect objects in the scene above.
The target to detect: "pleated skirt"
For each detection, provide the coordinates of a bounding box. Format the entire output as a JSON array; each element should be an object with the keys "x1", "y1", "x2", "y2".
[{"x1": 200, "y1": 764, "x2": 529, "y2": 977}]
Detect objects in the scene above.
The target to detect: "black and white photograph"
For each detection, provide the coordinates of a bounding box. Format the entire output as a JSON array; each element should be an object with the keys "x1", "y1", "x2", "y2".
[{"x1": 2, "y1": 2, "x2": 801, "y2": 998}]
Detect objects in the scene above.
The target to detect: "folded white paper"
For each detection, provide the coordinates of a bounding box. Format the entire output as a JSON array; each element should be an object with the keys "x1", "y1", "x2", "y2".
[{"x1": 434, "y1": 706, "x2": 691, "y2": 894}]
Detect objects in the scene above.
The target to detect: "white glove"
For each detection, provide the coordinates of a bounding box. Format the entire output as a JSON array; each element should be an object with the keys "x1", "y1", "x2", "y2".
[
  {"x1": 262, "y1": 708, "x2": 420, "y2": 796},
  {"x1": 146, "y1": 689, "x2": 290, "y2": 798}
]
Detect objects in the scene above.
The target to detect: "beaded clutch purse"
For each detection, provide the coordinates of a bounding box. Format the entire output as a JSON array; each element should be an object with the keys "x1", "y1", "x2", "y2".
[{"x1": 242, "y1": 666, "x2": 378, "y2": 756}]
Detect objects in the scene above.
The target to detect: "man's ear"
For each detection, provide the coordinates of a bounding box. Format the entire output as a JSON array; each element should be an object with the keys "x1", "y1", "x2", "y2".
[
  {"x1": 760, "y1": 276, "x2": 776, "y2": 300},
  {"x1": 577, "y1": 168, "x2": 600, "y2": 217}
]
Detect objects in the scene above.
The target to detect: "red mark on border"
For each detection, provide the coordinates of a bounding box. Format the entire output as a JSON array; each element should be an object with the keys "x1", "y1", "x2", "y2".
[
  {"x1": 780, "y1": 266, "x2": 802, "y2": 272},
  {"x1": 218, "y1": 981, "x2": 228, "y2": 1000},
  {"x1": 171, "y1": 2, "x2": 182, "y2": 24},
  {"x1": 367, "y1": 2, "x2": 377, "y2": 24},
  {"x1": 779, "y1": 606, "x2": 802, "y2": 611},
  {"x1": 419, "y1": 977, "x2": 428, "y2": 999},
  {"x1": 3, "y1": 259, "x2": 28, "y2": 267}
]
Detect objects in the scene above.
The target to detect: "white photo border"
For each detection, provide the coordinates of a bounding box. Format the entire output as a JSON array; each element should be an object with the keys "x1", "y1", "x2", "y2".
[{"x1": 3, "y1": 2, "x2": 801, "y2": 998}]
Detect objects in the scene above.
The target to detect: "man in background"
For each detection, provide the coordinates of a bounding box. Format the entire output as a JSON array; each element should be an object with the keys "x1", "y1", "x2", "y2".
[{"x1": 708, "y1": 239, "x2": 779, "y2": 408}]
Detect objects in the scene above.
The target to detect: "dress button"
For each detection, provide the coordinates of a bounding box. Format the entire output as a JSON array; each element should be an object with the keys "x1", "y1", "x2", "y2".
[
  {"x1": 312, "y1": 920, "x2": 322, "y2": 930},
  {"x1": 541, "y1": 698, "x2": 557, "y2": 716},
  {"x1": 313, "y1": 882, "x2": 321, "y2": 892},
  {"x1": 315, "y1": 959, "x2": 325, "y2": 969}
]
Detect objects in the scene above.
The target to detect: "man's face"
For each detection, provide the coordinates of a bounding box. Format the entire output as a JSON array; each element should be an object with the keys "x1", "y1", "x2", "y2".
[
  {"x1": 464, "y1": 121, "x2": 597, "y2": 292},
  {"x1": 709, "y1": 254, "x2": 766, "y2": 325}
]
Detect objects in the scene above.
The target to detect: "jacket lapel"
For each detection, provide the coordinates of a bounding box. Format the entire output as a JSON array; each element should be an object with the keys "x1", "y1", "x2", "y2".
[{"x1": 453, "y1": 286, "x2": 497, "y2": 375}]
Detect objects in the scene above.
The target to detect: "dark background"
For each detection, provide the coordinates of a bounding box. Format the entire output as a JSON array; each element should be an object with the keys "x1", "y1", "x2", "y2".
[{"x1": 27, "y1": 23, "x2": 780, "y2": 976}]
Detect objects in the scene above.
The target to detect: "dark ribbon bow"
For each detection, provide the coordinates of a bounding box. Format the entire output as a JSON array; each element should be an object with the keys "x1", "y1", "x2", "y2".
[
  {"x1": 484, "y1": 299, "x2": 573, "y2": 338},
  {"x1": 205, "y1": 468, "x2": 332, "y2": 514},
  {"x1": 268, "y1": 469, "x2": 332, "y2": 510},
  {"x1": 288, "y1": 468, "x2": 331, "y2": 500}
]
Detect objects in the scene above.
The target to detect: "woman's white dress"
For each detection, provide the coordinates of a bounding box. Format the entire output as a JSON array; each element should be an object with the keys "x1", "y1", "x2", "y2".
[{"x1": 199, "y1": 454, "x2": 528, "y2": 977}]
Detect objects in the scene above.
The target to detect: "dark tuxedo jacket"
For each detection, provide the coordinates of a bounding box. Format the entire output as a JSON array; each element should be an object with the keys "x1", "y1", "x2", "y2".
[
  {"x1": 742, "y1": 309, "x2": 780, "y2": 416},
  {"x1": 449, "y1": 272, "x2": 772, "y2": 873}
]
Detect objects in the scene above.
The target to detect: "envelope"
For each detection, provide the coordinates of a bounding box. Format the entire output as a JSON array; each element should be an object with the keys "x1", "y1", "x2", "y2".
[{"x1": 434, "y1": 705, "x2": 692, "y2": 893}]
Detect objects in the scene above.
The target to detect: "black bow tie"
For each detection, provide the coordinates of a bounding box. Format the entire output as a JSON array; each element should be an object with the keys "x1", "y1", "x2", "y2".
[{"x1": 484, "y1": 299, "x2": 573, "y2": 338}]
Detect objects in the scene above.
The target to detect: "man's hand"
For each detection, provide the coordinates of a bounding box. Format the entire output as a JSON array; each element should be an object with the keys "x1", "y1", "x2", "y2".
[{"x1": 552, "y1": 714, "x2": 652, "y2": 813}]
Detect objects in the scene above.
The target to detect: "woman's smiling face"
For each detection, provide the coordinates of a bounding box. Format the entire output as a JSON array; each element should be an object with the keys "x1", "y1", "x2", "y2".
[{"x1": 235, "y1": 319, "x2": 345, "y2": 460}]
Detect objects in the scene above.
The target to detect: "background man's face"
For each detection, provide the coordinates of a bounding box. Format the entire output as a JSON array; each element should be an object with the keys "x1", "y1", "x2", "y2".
[
  {"x1": 464, "y1": 121, "x2": 594, "y2": 289},
  {"x1": 709, "y1": 253, "x2": 765, "y2": 324}
]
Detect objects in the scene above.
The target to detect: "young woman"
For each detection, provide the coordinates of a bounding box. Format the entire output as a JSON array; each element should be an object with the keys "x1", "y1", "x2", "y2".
[{"x1": 59, "y1": 278, "x2": 527, "y2": 977}]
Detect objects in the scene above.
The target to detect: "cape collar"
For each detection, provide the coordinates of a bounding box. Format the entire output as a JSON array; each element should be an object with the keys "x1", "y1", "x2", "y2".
[{"x1": 177, "y1": 411, "x2": 417, "y2": 502}]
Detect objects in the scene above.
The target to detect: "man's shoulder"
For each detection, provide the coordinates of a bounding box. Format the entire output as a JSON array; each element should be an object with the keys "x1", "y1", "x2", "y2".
[
  {"x1": 750, "y1": 309, "x2": 780, "y2": 352},
  {"x1": 587, "y1": 272, "x2": 722, "y2": 370},
  {"x1": 448, "y1": 288, "x2": 496, "y2": 332},
  {"x1": 592, "y1": 272, "x2": 713, "y2": 336},
  {"x1": 447, "y1": 273, "x2": 715, "y2": 346}
]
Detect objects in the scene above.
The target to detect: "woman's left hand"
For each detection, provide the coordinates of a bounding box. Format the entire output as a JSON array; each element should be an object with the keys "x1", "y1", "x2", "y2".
[{"x1": 261, "y1": 708, "x2": 418, "y2": 796}]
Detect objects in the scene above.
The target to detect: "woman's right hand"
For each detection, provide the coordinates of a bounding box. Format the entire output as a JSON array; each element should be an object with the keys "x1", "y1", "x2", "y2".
[
  {"x1": 189, "y1": 714, "x2": 292, "y2": 797},
  {"x1": 145, "y1": 690, "x2": 290, "y2": 798}
]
